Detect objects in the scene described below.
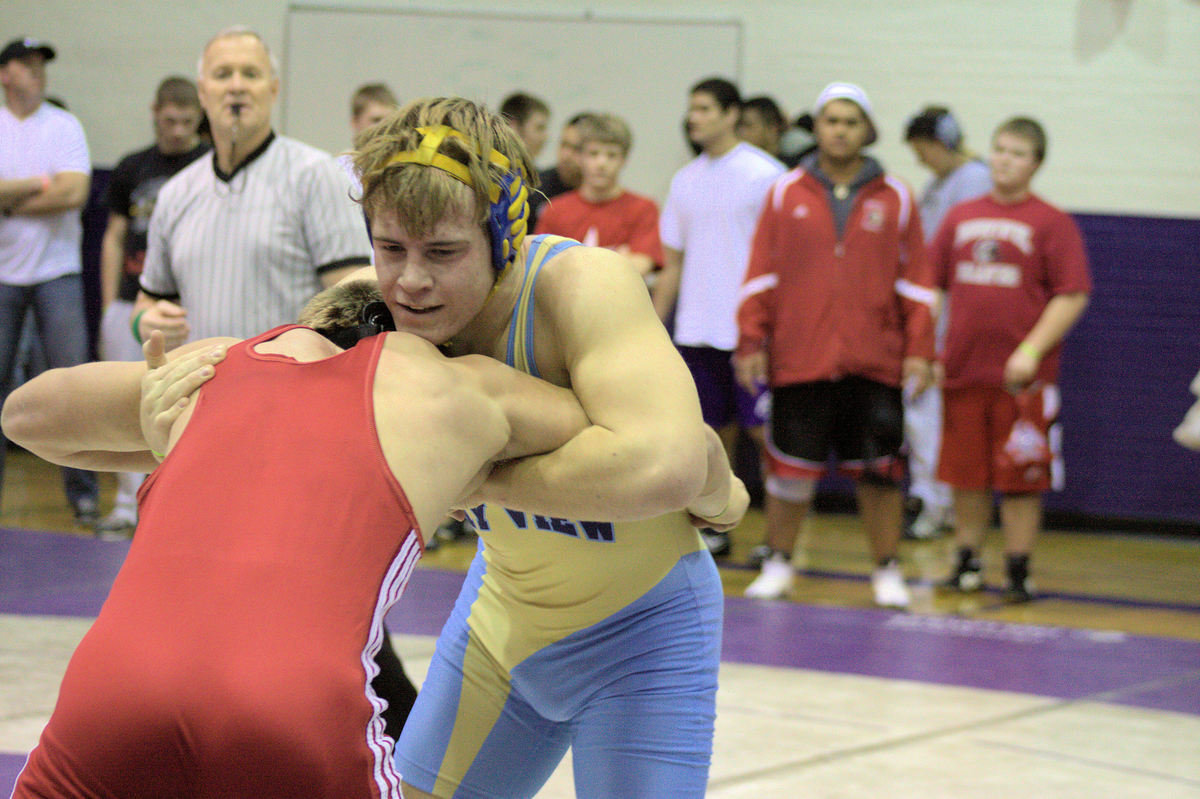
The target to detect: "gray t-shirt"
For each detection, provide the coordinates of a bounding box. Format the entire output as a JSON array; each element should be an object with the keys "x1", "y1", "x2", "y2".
[{"x1": 918, "y1": 158, "x2": 991, "y2": 243}]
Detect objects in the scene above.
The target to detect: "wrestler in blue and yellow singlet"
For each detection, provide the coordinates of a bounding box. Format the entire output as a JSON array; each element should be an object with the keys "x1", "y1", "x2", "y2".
[{"x1": 395, "y1": 236, "x2": 724, "y2": 799}]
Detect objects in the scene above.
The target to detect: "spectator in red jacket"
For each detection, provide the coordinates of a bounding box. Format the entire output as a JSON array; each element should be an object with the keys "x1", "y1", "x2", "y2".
[{"x1": 734, "y1": 81, "x2": 936, "y2": 607}]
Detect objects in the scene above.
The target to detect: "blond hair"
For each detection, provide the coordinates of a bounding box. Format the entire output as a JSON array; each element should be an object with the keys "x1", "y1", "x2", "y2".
[
  {"x1": 352, "y1": 96, "x2": 538, "y2": 237},
  {"x1": 578, "y1": 113, "x2": 633, "y2": 156}
]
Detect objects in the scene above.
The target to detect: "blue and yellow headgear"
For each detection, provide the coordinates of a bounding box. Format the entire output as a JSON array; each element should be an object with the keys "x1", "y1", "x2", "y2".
[{"x1": 384, "y1": 125, "x2": 530, "y2": 276}]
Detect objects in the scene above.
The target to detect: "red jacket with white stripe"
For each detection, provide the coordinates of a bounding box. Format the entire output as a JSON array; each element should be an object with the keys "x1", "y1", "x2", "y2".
[{"x1": 736, "y1": 165, "x2": 936, "y2": 388}]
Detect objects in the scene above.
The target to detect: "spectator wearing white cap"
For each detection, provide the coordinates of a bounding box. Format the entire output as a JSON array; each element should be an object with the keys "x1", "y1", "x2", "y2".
[
  {"x1": 734, "y1": 81, "x2": 936, "y2": 607},
  {"x1": 0, "y1": 36, "x2": 99, "y2": 525}
]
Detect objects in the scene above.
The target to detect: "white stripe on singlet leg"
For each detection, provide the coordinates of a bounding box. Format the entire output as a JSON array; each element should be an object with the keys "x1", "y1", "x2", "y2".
[{"x1": 364, "y1": 530, "x2": 422, "y2": 798}]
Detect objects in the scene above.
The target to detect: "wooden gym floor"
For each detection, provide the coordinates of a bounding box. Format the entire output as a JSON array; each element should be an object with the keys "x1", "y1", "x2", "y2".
[{"x1": 2, "y1": 449, "x2": 1198, "y2": 797}]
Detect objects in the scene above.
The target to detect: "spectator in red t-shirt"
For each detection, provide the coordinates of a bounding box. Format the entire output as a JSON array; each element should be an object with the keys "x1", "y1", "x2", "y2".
[
  {"x1": 535, "y1": 113, "x2": 663, "y2": 283},
  {"x1": 931, "y1": 116, "x2": 1091, "y2": 602}
]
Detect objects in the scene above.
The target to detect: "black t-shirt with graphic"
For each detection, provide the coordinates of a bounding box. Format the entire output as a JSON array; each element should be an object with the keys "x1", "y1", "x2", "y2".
[{"x1": 104, "y1": 142, "x2": 209, "y2": 301}]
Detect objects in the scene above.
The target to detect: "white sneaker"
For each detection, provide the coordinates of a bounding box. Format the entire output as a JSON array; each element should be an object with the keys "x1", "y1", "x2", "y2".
[
  {"x1": 907, "y1": 504, "x2": 950, "y2": 539},
  {"x1": 871, "y1": 561, "x2": 911, "y2": 608},
  {"x1": 1174, "y1": 401, "x2": 1200, "y2": 451},
  {"x1": 744, "y1": 554, "x2": 795, "y2": 599},
  {"x1": 94, "y1": 509, "x2": 137, "y2": 541}
]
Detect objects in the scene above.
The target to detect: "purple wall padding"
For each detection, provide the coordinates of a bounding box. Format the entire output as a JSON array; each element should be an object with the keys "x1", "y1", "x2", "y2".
[{"x1": 1049, "y1": 213, "x2": 1200, "y2": 524}]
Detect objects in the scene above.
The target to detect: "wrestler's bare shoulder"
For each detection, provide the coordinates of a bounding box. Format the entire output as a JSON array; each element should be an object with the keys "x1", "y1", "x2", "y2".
[
  {"x1": 534, "y1": 242, "x2": 645, "y2": 300},
  {"x1": 380, "y1": 330, "x2": 443, "y2": 358},
  {"x1": 376, "y1": 331, "x2": 494, "y2": 403}
]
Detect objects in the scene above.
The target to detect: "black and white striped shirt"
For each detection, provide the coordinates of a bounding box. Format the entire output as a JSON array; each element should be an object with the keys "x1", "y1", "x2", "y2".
[{"x1": 141, "y1": 133, "x2": 370, "y2": 340}]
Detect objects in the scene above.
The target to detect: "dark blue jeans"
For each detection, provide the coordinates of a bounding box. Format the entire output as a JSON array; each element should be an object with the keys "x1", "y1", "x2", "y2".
[{"x1": 0, "y1": 274, "x2": 98, "y2": 509}]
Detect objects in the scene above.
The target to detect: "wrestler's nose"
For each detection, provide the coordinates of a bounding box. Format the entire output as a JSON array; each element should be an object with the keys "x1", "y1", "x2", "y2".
[{"x1": 395, "y1": 261, "x2": 434, "y2": 295}]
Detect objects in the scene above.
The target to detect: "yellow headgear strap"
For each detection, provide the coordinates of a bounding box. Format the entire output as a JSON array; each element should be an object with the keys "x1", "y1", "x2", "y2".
[{"x1": 384, "y1": 125, "x2": 513, "y2": 203}]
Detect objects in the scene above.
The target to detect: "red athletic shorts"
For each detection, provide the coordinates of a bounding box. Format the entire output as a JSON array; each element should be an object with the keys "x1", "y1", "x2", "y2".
[{"x1": 938, "y1": 384, "x2": 1062, "y2": 494}]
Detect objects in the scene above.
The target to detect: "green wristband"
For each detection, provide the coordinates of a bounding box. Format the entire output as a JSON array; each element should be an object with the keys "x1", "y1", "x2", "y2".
[
  {"x1": 1017, "y1": 341, "x2": 1040, "y2": 360},
  {"x1": 131, "y1": 309, "x2": 148, "y2": 345}
]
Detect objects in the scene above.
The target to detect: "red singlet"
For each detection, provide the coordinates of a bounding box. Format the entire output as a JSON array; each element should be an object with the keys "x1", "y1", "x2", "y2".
[{"x1": 15, "y1": 326, "x2": 421, "y2": 799}]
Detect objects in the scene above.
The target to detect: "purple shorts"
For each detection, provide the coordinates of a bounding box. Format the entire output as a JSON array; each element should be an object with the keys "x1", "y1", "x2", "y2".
[{"x1": 677, "y1": 345, "x2": 767, "y2": 430}]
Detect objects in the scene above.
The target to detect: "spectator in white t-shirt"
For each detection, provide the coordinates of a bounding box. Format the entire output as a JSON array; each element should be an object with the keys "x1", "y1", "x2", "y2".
[
  {"x1": 654, "y1": 76, "x2": 784, "y2": 558},
  {"x1": 0, "y1": 36, "x2": 99, "y2": 525}
]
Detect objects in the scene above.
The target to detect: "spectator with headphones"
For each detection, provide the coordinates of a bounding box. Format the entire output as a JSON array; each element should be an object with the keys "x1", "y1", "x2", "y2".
[{"x1": 901, "y1": 106, "x2": 993, "y2": 540}]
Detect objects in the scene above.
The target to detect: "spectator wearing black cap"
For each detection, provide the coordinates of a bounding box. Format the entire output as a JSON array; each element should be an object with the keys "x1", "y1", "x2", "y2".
[{"x1": 0, "y1": 36, "x2": 99, "y2": 525}]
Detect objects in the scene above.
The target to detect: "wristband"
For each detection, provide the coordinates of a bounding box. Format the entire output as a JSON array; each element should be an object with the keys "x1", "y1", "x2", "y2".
[
  {"x1": 131, "y1": 309, "x2": 148, "y2": 345},
  {"x1": 39, "y1": 175, "x2": 51, "y2": 193},
  {"x1": 1017, "y1": 342, "x2": 1040, "y2": 360}
]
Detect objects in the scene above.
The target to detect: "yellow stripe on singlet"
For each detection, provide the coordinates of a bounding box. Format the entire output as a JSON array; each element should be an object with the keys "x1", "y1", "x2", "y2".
[{"x1": 509, "y1": 234, "x2": 573, "y2": 376}]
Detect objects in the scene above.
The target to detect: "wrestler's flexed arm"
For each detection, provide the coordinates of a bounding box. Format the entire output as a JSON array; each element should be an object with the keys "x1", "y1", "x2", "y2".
[{"x1": 474, "y1": 246, "x2": 741, "y2": 524}]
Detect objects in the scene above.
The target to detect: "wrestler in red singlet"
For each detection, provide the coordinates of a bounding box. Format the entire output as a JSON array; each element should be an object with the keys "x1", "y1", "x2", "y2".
[{"x1": 14, "y1": 326, "x2": 419, "y2": 799}]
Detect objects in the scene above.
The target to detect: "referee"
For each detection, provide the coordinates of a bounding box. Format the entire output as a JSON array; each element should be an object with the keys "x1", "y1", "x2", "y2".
[{"x1": 132, "y1": 26, "x2": 371, "y2": 345}]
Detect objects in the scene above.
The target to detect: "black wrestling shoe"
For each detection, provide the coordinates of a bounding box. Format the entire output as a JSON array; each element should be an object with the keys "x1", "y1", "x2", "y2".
[
  {"x1": 1003, "y1": 576, "x2": 1037, "y2": 604},
  {"x1": 942, "y1": 549, "x2": 983, "y2": 592}
]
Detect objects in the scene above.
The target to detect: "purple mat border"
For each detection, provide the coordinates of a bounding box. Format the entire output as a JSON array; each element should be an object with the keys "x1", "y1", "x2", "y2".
[
  {"x1": 4, "y1": 526, "x2": 1198, "y2": 718},
  {"x1": 0, "y1": 754, "x2": 26, "y2": 795}
]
